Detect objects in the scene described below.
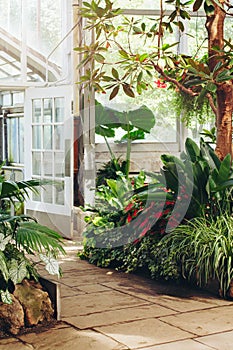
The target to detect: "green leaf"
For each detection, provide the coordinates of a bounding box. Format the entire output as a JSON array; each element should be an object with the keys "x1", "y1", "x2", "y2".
[
  {"x1": 120, "y1": 130, "x2": 145, "y2": 141},
  {"x1": 217, "y1": 154, "x2": 231, "y2": 184},
  {"x1": 0, "y1": 289, "x2": 12, "y2": 304},
  {"x1": 132, "y1": 26, "x2": 142, "y2": 33},
  {"x1": 39, "y1": 254, "x2": 60, "y2": 276},
  {"x1": 94, "y1": 53, "x2": 105, "y2": 63},
  {"x1": 137, "y1": 71, "x2": 143, "y2": 82},
  {"x1": 127, "y1": 105, "x2": 155, "y2": 132},
  {"x1": 9, "y1": 259, "x2": 28, "y2": 285},
  {"x1": 95, "y1": 125, "x2": 115, "y2": 137},
  {"x1": 0, "y1": 233, "x2": 11, "y2": 251},
  {"x1": 112, "y1": 68, "x2": 119, "y2": 80},
  {"x1": 118, "y1": 49, "x2": 129, "y2": 58},
  {"x1": 139, "y1": 53, "x2": 148, "y2": 62},
  {"x1": 206, "y1": 82, "x2": 217, "y2": 92},
  {"x1": 185, "y1": 138, "x2": 200, "y2": 162},
  {"x1": 16, "y1": 221, "x2": 65, "y2": 256},
  {"x1": 204, "y1": 1, "x2": 215, "y2": 15},
  {"x1": 0, "y1": 251, "x2": 9, "y2": 281}
]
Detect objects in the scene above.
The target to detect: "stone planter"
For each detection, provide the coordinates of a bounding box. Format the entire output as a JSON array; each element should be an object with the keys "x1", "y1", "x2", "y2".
[
  {"x1": 39, "y1": 277, "x2": 61, "y2": 320},
  {"x1": 0, "y1": 277, "x2": 61, "y2": 336}
]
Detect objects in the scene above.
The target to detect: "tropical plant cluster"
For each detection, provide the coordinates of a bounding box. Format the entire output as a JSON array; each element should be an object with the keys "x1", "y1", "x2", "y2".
[
  {"x1": 80, "y1": 138, "x2": 233, "y2": 297},
  {"x1": 0, "y1": 169, "x2": 65, "y2": 304}
]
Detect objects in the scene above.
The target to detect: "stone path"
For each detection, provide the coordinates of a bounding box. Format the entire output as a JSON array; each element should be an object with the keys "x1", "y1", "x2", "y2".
[{"x1": 1, "y1": 241, "x2": 233, "y2": 349}]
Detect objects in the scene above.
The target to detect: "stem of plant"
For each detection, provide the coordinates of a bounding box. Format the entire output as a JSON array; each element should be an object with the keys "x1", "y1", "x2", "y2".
[
  {"x1": 126, "y1": 122, "x2": 131, "y2": 178},
  {"x1": 104, "y1": 135, "x2": 115, "y2": 160}
]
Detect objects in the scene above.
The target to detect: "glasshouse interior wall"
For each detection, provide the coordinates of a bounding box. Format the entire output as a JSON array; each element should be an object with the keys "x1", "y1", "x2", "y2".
[{"x1": 0, "y1": 0, "x2": 212, "y2": 240}]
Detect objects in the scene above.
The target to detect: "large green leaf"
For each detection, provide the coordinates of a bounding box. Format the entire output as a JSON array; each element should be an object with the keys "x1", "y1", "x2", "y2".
[
  {"x1": 185, "y1": 138, "x2": 200, "y2": 162},
  {"x1": 95, "y1": 102, "x2": 155, "y2": 136},
  {"x1": 127, "y1": 105, "x2": 155, "y2": 132},
  {"x1": 15, "y1": 221, "x2": 65, "y2": 256},
  {"x1": 0, "y1": 251, "x2": 9, "y2": 281},
  {"x1": 217, "y1": 154, "x2": 232, "y2": 184},
  {"x1": 39, "y1": 254, "x2": 60, "y2": 276},
  {"x1": 8, "y1": 259, "x2": 28, "y2": 285}
]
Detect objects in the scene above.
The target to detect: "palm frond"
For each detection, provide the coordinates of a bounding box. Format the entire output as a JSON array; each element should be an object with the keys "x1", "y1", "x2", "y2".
[{"x1": 15, "y1": 221, "x2": 66, "y2": 256}]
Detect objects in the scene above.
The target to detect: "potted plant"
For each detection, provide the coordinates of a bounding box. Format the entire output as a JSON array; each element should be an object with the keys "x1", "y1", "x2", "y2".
[{"x1": 0, "y1": 167, "x2": 65, "y2": 336}]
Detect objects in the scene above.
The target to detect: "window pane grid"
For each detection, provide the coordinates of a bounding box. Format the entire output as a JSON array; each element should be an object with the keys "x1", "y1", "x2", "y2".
[{"x1": 31, "y1": 96, "x2": 65, "y2": 205}]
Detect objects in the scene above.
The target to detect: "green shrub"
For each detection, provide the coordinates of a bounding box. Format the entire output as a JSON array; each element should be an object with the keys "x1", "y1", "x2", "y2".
[
  {"x1": 159, "y1": 212, "x2": 233, "y2": 297},
  {"x1": 0, "y1": 168, "x2": 65, "y2": 304}
]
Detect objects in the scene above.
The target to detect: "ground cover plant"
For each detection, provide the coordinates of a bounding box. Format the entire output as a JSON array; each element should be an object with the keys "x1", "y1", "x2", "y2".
[{"x1": 80, "y1": 137, "x2": 233, "y2": 296}]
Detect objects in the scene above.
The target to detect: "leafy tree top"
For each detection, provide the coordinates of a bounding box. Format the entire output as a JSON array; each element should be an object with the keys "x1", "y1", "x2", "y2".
[{"x1": 76, "y1": 0, "x2": 233, "y2": 159}]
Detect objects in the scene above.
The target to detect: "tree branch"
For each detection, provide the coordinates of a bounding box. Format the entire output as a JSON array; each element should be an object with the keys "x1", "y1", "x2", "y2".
[
  {"x1": 150, "y1": 61, "x2": 198, "y2": 97},
  {"x1": 206, "y1": 92, "x2": 217, "y2": 116}
]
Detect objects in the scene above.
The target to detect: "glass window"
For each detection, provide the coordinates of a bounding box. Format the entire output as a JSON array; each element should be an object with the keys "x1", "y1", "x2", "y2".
[{"x1": 0, "y1": 91, "x2": 24, "y2": 165}]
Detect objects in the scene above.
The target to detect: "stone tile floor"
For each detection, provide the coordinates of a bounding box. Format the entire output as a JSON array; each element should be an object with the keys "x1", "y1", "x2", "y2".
[{"x1": 1, "y1": 240, "x2": 233, "y2": 349}]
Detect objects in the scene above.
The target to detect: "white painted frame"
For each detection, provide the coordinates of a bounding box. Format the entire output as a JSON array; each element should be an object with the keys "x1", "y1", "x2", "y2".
[{"x1": 24, "y1": 85, "x2": 73, "y2": 217}]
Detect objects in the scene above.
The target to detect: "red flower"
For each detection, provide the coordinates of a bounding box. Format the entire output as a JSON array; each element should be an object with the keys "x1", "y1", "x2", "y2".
[
  {"x1": 154, "y1": 79, "x2": 167, "y2": 88},
  {"x1": 125, "y1": 202, "x2": 134, "y2": 212},
  {"x1": 165, "y1": 201, "x2": 175, "y2": 205},
  {"x1": 127, "y1": 213, "x2": 133, "y2": 223}
]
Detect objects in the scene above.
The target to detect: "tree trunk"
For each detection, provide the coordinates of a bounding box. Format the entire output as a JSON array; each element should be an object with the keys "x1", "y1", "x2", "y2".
[{"x1": 205, "y1": 3, "x2": 233, "y2": 159}]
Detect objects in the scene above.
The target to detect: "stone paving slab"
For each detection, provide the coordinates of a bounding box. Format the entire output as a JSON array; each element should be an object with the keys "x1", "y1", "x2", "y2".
[
  {"x1": 63, "y1": 303, "x2": 176, "y2": 329},
  {"x1": 94, "y1": 318, "x2": 193, "y2": 348},
  {"x1": 60, "y1": 273, "x2": 118, "y2": 287},
  {"x1": 137, "y1": 339, "x2": 215, "y2": 350},
  {"x1": 18, "y1": 324, "x2": 127, "y2": 350},
  {"x1": 61, "y1": 290, "x2": 149, "y2": 317},
  {"x1": 102, "y1": 281, "x2": 232, "y2": 310},
  {"x1": 73, "y1": 283, "x2": 111, "y2": 294},
  {"x1": 60, "y1": 285, "x2": 86, "y2": 298},
  {"x1": 146, "y1": 295, "x2": 230, "y2": 313},
  {"x1": 2, "y1": 244, "x2": 233, "y2": 349},
  {"x1": 197, "y1": 330, "x2": 233, "y2": 350},
  {"x1": 0, "y1": 338, "x2": 33, "y2": 350},
  {"x1": 160, "y1": 305, "x2": 233, "y2": 336}
]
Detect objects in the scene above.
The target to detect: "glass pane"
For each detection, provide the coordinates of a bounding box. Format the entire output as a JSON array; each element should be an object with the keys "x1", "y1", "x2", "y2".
[
  {"x1": 32, "y1": 125, "x2": 41, "y2": 149},
  {"x1": 32, "y1": 190, "x2": 41, "y2": 202},
  {"x1": 3, "y1": 93, "x2": 12, "y2": 106},
  {"x1": 55, "y1": 181, "x2": 64, "y2": 205},
  {"x1": 32, "y1": 99, "x2": 42, "y2": 123},
  {"x1": 43, "y1": 98, "x2": 53, "y2": 123},
  {"x1": 54, "y1": 152, "x2": 64, "y2": 177},
  {"x1": 13, "y1": 92, "x2": 24, "y2": 105},
  {"x1": 54, "y1": 125, "x2": 64, "y2": 150},
  {"x1": 32, "y1": 152, "x2": 41, "y2": 175},
  {"x1": 19, "y1": 118, "x2": 24, "y2": 163},
  {"x1": 55, "y1": 97, "x2": 64, "y2": 122},
  {"x1": 43, "y1": 125, "x2": 52, "y2": 149},
  {"x1": 43, "y1": 184, "x2": 53, "y2": 203},
  {"x1": 7, "y1": 118, "x2": 18, "y2": 163},
  {"x1": 43, "y1": 152, "x2": 53, "y2": 176}
]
